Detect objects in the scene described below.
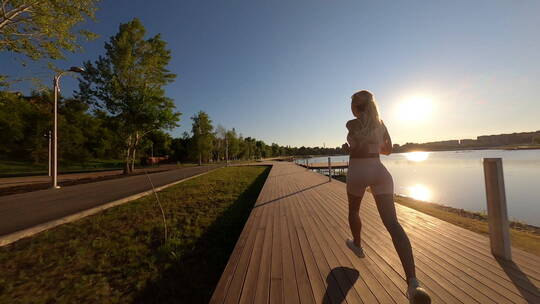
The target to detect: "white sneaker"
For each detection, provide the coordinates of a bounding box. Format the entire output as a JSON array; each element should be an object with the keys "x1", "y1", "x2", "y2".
[
  {"x1": 346, "y1": 239, "x2": 365, "y2": 258},
  {"x1": 407, "y1": 278, "x2": 431, "y2": 304}
]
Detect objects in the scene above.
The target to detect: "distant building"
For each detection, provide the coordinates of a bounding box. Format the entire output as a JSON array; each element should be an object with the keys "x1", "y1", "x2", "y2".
[
  {"x1": 425, "y1": 140, "x2": 459, "y2": 147},
  {"x1": 394, "y1": 130, "x2": 539, "y2": 153},
  {"x1": 477, "y1": 131, "x2": 540, "y2": 146}
]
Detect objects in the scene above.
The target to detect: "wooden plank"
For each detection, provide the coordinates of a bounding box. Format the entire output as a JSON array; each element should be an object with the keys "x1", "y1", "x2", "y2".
[
  {"x1": 315, "y1": 186, "x2": 458, "y2": 304},
  {"x1": 292, "y1": 166, "x2": 490, "y2": 304},
  {"x1": 270, "y1": 186, "x2": 284, "y2": 304},
  {"x1": 222, "y1": 166, "x2": 276, "y2": 303},
  {"x1": 306, "y1": 166, "x2": 536, "y2": 300},
  {"x1": 398, "y1": 206, "x2": 540, "y2": 278},
  {"x1": 320, "y1": 187, "x2": 533, "y2": 304},
  {"x1": 322, "y1": 183, "x2": 540, "y2": 288},
  {"x1": 288, "y1": 191, "x2": 347, "y2": 304},
  {"x1": 210, "y1": 206, "x2": 261, "y2": 304},
  {"x1": 391, "y1": 207, "x2": 540, "y2": 299},
  {"x1": 238, "y1": 202, "x2": 271, "y2": 304},
  {"x1": 292, "y1": 204, "x2": 333, "y2": 303},
  {"x1": 294, "y1": 182, "x2": 378, "y2": 304},
  {"x1": 284, "y1": 196, "x2": 316, "y2": 304},
  {"x1": 279, "y1": 192, "x2": 301, "y2": 304},
  {"x1": 223, "y1": 204, "x2": 264, "y2": 304},
  {"x1": 391, "y1": 201, "x2": 540, "y2": 276},
  {"x1": 297, "y1": 203, "x2": 366, "y2": 304},
  {"x1": 306, "y1": 183, "x2": 435, "y2": 304},
  {"x1": 211, "y1": 162, "x2": 540, "y2": 304},
  {"x1": 311, "y1": 187, "x2": 451, "y2": 304},
  {"x1": 297, "y1": 182, "x2": 399, "y2": 304},
  {"x1": 277, "y1": 172, "x2": 306, "y2": 303},
  {"x1": 253, "y1": 197, "x2": 275, "y2": 304}
]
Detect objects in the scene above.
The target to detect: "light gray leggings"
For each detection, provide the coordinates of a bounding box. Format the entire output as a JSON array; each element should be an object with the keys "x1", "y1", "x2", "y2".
[
  {"x1": 346, "y1": 157, "x2": 393, "y2": 196},
  {"x1": 346, "y1": 158, "x2": 416, "y2": 282}
]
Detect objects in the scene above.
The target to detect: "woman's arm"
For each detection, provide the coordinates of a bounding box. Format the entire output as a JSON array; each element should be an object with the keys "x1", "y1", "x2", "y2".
[
  {"x1": 342, "y1": 142, "x2": 350, "y2": 154},
  {"x1": 380, "y1": 122, "x2": 392, "y2": 155}
]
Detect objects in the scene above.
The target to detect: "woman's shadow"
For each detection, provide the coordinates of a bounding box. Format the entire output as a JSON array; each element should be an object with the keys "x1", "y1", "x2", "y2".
[{"x1": 322, "y1": 267, "x2": 359, "y2": 304}]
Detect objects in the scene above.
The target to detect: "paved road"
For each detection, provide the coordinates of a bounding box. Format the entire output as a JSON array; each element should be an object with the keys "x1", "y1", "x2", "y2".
[{"x1": 0, "y1": 165, "x2": 222, "y2": 236}]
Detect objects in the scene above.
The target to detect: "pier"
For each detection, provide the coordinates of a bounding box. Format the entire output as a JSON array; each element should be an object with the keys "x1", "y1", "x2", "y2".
[{"x1": 298, "y1": 161, "x2": 348, "y2": 176}]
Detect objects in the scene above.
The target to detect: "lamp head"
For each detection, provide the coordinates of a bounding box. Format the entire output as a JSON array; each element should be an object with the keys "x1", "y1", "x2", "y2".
[{"x1": 68, "y1": 66, "x2": 85, "y2": 73}]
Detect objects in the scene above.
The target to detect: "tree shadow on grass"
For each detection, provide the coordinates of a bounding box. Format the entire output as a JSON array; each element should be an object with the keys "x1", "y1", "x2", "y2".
[{"x1": 133, "y1": 167, "x2": 270, "y2": 304}]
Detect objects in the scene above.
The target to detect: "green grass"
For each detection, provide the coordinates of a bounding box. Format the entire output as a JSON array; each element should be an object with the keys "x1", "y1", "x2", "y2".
[
  {"x1": 0, "y1": 166, "x2": 270, "y2": 303},
  {"x1": 0, "y1": 160, "x2": 205, "y2": 177},
  {"x1": 0, "y1": 159, "x2": 125, "y2": 177},
  {"x1": 0, "y1": 160, "x2": 48, "y2": 175}
]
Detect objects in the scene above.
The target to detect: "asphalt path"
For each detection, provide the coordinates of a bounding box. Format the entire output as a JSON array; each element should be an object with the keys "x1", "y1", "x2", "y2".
[{"x1": 0, "y1": 165, "x2": 222, "y2": 236}]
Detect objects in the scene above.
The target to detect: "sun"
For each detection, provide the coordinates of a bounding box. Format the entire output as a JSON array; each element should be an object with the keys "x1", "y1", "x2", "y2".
[{"x1": 396, "y1": 96, "x2": 434, "y2": 122}]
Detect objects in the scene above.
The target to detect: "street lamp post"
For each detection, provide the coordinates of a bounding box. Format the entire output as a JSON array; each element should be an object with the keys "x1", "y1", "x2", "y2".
[
  {"x1": 48, "y1": 130, "x2": 52, "y2": 176},
  {"x1": 51, "y1": 66, "x2": 85, "y2": 189},
  {"x1": 225, "y1": 134, "x2": 229, "y2": 166}
]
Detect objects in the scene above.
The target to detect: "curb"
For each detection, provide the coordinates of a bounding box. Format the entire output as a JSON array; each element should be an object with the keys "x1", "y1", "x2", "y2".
[{"x1": 0, "y1": 168, "x2": 218, "y2": 247}]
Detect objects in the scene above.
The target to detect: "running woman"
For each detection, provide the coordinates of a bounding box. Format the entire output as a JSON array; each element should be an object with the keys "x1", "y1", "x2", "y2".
[{"x1": 342, "y1": 90, "x2": 431, "y2": 304}]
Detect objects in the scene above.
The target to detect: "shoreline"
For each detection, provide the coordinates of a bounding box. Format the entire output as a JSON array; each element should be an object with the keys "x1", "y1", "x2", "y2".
[
  {"x1": 393, "y1": 193, "x2": 540, "y2": 233},
  {"x1": 332, "y1": 174, "x2": 540, "y2": 256},
  {"x1": 393, "y1": 144, "x2": 540, "y2": 153},
  {"x1": 294, "y1": 145, "x2": 540, "y2": 159}
]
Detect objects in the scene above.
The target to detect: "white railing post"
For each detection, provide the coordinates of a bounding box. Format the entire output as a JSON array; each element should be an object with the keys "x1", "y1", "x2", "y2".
[
  {"x1": 328, "y1": 156, "x2": 332, "y2": 182},
  {"x1": 483, "y1": 158, "x2": 512, "y2": 260}
]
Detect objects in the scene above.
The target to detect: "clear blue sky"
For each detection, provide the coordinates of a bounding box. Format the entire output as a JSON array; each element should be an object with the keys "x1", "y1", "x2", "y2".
[{"x1": 2, "y1": 1, "x2": 539, "y2": 147}]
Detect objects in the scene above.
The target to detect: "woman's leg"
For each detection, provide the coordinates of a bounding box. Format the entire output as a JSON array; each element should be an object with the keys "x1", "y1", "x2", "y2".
[
  {"x1": 374, "y1": 193, "x2": 416, "y2": 284},
  {"x1": 347, "y1": 190, "x2": 365, "y2": 247}
]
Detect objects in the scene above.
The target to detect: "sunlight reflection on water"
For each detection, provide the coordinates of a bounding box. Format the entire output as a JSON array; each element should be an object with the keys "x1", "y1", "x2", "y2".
[
  {"x1": 305, "y1": 149, "x2": 540, "y2": 226},
  {"x1": 407, "y1": 184, "x2": 432, "y2": 201},
  {"x1": 404, "y1": 151, "x2": 430, "y2": 162}
]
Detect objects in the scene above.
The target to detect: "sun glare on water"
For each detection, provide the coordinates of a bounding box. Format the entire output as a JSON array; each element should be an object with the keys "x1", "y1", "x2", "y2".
[
  {"x1": 408, "y1": 184, "x2": 432, "y2": 201},
  {"x1": 396, "y1": 96, "x2": 433, "y2": 122},
  {"x1": 405, "y1": 151, "x2": 430, "y2": 162}
]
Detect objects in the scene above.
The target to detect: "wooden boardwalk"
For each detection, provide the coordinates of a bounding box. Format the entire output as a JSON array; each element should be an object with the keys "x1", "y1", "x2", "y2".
[{"x1": 210, "y1": 162, "x2": 540, "y2": 304}]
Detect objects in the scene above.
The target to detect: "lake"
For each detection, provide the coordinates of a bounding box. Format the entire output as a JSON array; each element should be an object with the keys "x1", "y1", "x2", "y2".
[{"x1": 305, "y1": 150, "x2": 540, "y2": 226}]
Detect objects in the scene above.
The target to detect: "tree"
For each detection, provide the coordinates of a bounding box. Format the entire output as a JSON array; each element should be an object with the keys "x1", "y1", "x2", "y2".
[
  {"x1": 0, "y1": 90, "x2": 118, "y2": 164},
  {"x1": 0, "y1": 75, "x2": 8, "y2": 88},
  {"x1": 241, "y1": 137, "x2": 257, "y2": 160},
  {"x1": 0, "y1": 91, "x2": 52, "y2": 162},
  {"x1": 255, "y1": 140, "x2": 267, "y2": 159},
  {"x1": 171, "y1": 131, "x2": 190, "y2": 162},
  {"x1": 77, "y1": 18, "x2": 180, "y2": 173},
  {"x1": 0, "y1": 0, "x2": 99, "y2": 61},
  {"x1": 213, "y1": 124, "x2": 227, "y2": 161},
  {"x1": 191, "y1": 111, "x2": 213, "y2": 165},
  {"x1": 58, "y1": 97, "x2": 117, "y2": 163},
  {"x1": 143, "y1": 130, "x2": 172, "y2": 157},
  {"x1": 226, "y1": 128, "x2": 240, "y2": 160},
  {"x1": 271, "y1": 143, "x2": 281, "y2": 157}
]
